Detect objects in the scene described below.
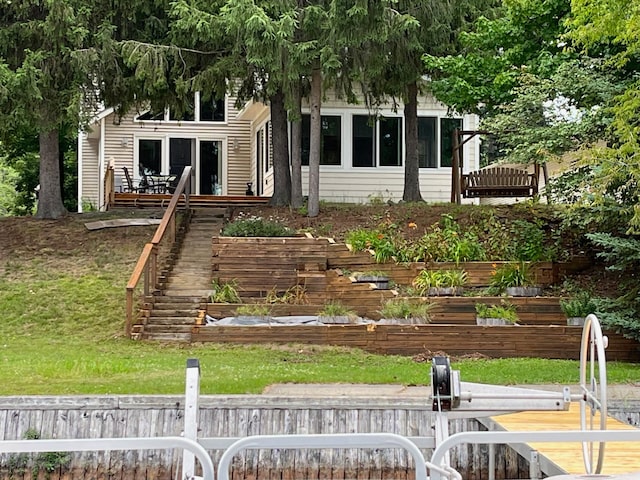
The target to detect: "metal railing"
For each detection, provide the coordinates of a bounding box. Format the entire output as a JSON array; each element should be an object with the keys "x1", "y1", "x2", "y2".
[
  {"x1": 0, "y1": 436, "x2": 214, "y2": 480},
  {"x1": 125, "y1": 166, "x2": 192, "y2": 336}
]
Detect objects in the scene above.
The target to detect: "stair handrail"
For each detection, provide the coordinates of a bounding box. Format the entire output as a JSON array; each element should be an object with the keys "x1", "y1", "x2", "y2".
[{"x1": 125, "y1": 166, "x2": 192, "y2": 336}]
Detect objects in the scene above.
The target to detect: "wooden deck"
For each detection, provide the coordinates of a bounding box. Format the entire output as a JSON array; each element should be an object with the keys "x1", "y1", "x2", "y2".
[{"x1": 492, "y1": 403, "x2": 640, "y2": 475}]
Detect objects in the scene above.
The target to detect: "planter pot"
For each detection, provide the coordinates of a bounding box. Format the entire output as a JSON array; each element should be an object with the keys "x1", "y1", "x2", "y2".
[
  {"x1": 355, "y1": 275, "x2": 390, "y2": 290},
  {"x1": 427, "y1": 287, "x2": 464, "y2": 297},
  {"x1": 476, "y1": 317, "x2": 514, "y2": 326},
  {"x1": 506, "y1": 286, "x2": 543, "y2": 297},
  {"x1": 378, "y1": 318, "x2": 430, "y2": 325},
  {"x1": 566, "y1": 316, "x2": 585, "y2": 326}
]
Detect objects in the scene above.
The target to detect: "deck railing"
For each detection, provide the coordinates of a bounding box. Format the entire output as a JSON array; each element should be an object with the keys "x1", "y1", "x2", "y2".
[{"x1": 125, "y1": 166, "x2": 192, "y2": 336}]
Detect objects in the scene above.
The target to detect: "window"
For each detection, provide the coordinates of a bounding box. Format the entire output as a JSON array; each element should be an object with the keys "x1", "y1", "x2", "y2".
[
  {"x1": 352, "y1": 115, "x2": 375, "y2": 167},
  {"x1": 351, "y1": 115, "x2": 402, "y2": 167},
  {"x1": 440, "y1": 118, "x2": 463, "y2": 167},
  {"x1": 199, "y1": 93, "x2": 226, "y2": 122},
  {"x1": 301, "y1": 115, "x2": 342, "y2": 166},
  {"x1": 138, "y1": 139, "x2": 162, "y2": 175},
  {"x1": 136, "y1": 92, "x2": 225, "y2": 122},
  {"x1": 379, "y1": 117, "x2": 402, "y2": 166},
  {"x1": 418, "y1": 117, "x2": 437, "y2": 168}
]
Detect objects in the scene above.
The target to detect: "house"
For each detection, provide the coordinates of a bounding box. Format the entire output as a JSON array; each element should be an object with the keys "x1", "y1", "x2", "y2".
[{"x1": 77, "y1": 90, "x2": 481, "y2": 211}]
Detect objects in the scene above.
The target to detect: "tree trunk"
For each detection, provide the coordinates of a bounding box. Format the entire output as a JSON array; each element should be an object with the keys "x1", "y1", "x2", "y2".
[
  {"x1": 308, "y1": 66, "x2": 322, "y2": 218},
  {"x1": 268, "y1": 89, "x2": 292, "y2": 206},
  {"x1": 36, "y1": 128, "x2": 67, "y2": 219},
  {"x1": 402, "y1": 81, "x2": 423, "y2": 202},
  {"x1": 290, "y1": 80, "x2": 303, "y2": 209}
]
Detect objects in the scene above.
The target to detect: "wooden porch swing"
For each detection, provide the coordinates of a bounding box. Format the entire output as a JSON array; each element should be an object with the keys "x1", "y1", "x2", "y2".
[{"x1": 451, "y1": 129, "x2": 541, "y2": 204}]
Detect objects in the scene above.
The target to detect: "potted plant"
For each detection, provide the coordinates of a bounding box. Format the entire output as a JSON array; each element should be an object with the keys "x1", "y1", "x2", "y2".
[
  {"x1": 210, "y1": 279, "x2": 242, "y2": 303},
  {"x1": 475, "y1": 301, "x2": 519, "y2": 325},
  {"x1": 317, "y1": 301, "x2": 359, "y2": 324},
  {"x1": 560, "y1": 291, "x2": 597, "y2": 326},
  {"x1": 352, "y1": 270, "x2": 390, "y2": 289},
  {"x1": 490, "y1": 262, "x2": 542, "y2": 297},
  {"x1": 378, "y1": 297, "x2": 434, "y2": 324},
  {"x1": 234, "y1": 304, "x2": 272, "y2": 325},
  {"x1": 412, "y1": 269, "x2": 468, "y2": 296}
]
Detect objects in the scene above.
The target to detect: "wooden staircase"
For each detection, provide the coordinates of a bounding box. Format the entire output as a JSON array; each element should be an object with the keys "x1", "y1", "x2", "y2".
[{"x1": 135, "y1": 208, "x2": 226, "y2": 341}]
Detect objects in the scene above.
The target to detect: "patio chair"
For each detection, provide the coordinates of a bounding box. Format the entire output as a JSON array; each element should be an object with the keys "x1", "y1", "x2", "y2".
[{"x1": 122, "y1": 167, "x2": 146, "y2": 193}]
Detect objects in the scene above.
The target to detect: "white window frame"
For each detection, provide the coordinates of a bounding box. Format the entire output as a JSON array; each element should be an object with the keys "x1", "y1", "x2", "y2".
[{"x1": 133, "y1": 92, "x2": 228, "y2": 125}]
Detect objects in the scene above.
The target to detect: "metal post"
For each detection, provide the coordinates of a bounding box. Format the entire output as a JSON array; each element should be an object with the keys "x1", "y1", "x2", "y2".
[
  {"x1": 434, "y1": 412, "x2": 451, "y2": 466},
  {"x1": 182, "y1": 359, "x2": 201, "y2": 480},
  {"x1": 529, "y1": 451, "x2": 541, "y2": 480}
]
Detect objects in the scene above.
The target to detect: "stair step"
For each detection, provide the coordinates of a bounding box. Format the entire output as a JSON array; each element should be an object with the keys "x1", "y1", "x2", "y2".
[
  {"x1": 143, "y1": 332, "x2": 191, "y2": 342},
  {"x1": 146, "y1": 317, "x2": 196, "y2": 325},
  {"x1": 154, "y1": 296, "x2": 206, "y2": 303},
  {"x1": 148, "y1": 309, "x2": 199, "y2": 317}
]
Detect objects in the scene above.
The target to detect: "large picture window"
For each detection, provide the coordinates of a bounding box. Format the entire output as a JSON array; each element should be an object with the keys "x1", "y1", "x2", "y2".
[
  {"x1": 418, "y1": 117, "x2": 437, "y2": 168},
  {"x1": 351, "y1": 115, "x2": 402, "y2": 167},
  {"x1": 440, "y1": 118, "x2": 463, "y2": 168},
  {"x1": 301, "y1": 115, "x2": 342, "y2": 166},
  {"x1": 352, "y1": 115, "x2": 375, "y2": 167},
  {"x1": 379, "y1": 117, "x2": 402, "y2": 166}
]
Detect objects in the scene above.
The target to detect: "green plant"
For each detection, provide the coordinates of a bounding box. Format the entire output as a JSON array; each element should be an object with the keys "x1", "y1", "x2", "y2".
[
  {"x1": 318, "y1": 301, "x2": 356, "y2": 318},
  {"x1": 475, "y1": 301, "x2": 519, "y2": 323},
  {"x1": 412, "y1": 269, "x2": 468, "y2": 294},
  {"x1": 234, "y1": 304, "x2": 271, "y2": 317},
  {"x1": 560, "y1": 291, "x2": 597, "y2": 318},
  {"x1": 410, "y1": 214, "x2": 486, "y2": 262},
  {"x1": 353, "y1": 270, "x2": 389, "y2": 279},
  {"x1": 221, "y1": 216, "x2": 294, "y2": 237},
  {"x1": 489, "y1": 262, "x2": 534, "y2": 291},
  {"x1": 13, "y1": 428, "x2": 71, "y2": 480},
  {"x1": 264, "y1": 285, "x2": 308, "y2": 305},
  {"x1": 210, "y1": 279, "x2": 242, "y2": 303},
  {"x1": 379, "y1": 298, "x2": 433, "y2": 323}
]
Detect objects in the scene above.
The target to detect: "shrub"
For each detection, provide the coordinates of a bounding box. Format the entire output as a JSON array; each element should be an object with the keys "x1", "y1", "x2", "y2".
[
  {"x1": 210, "y1": 279, "x2": 242, "y2": 303},
  {"x1": 264, "y1": 285, "x2": 308, "y2": 305},
  {"x1": 489, "y1": 262, "x2": 534, "y2": 291},
  {"x1": 560, "y1": 291, "x2": 597, "y2": 318},
  {"x1": 222, "y1": 217, "x2": 294, "y2": 237},
  {"x1": 379, "y1": 298, "x2": 433, "y2": 323},
  {"x1": 345, "y1": 226, "x2": 401, "y2": 263},
  {"x1": 318, "y1": 301, "x2": 356, "y2": 318},
  {"x1": 475, "y1": 301, "x2": 518, "y2": 323},
  {"x1": 411, "y1": 214, "x2": 486, "y2": 262},
  {"x1": 507, "y1": 219, "x2": 548, "y2": 261},
  {"x1": 413, "y1": 269, "x2": 468, "y2": 294}
]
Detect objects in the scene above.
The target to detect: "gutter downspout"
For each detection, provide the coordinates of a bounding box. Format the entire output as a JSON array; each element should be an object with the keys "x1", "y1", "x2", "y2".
[
  {"x1": 98, "y1": 117, "x2": 106, "y2": 211},
  {"x1": 77, "y1": 131, "x2": 83, "y2": 213}
]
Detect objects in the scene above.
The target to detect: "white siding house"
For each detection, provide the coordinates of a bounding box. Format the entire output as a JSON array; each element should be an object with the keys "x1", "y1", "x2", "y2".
[{"x1": 77, "y1": 90, "x2": 480, "y2": 211}]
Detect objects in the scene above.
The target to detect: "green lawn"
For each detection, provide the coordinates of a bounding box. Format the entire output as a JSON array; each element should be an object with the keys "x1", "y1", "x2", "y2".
[{"x1": 0, "y1": 214, "x2": 637, "y2": 395}]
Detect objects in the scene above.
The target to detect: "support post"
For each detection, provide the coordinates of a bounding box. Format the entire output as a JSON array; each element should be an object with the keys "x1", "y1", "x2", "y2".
[
  {"x1": 529, "y1": 450, "x2": 541, "y2": 479},
  {"x1": 433, "y1": 412, "x2": 451, "y2": 467},
  {"x1": 182, "y1": 358, "x2": 201, "y2": 480}
]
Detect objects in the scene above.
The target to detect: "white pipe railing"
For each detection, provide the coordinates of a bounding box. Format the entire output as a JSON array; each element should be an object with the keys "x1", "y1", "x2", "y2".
[
  {"x1": 430, "y1": 429, "x2": 640, "y2": 480},
  {"x1": 0, "y1": 436, "x2": 215, "y2": 480}
]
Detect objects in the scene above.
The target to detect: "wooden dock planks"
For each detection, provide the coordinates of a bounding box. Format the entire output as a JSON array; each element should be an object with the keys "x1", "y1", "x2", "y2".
[{"x1": 493, "y1": 404, "x2": 640, "y2": 475}]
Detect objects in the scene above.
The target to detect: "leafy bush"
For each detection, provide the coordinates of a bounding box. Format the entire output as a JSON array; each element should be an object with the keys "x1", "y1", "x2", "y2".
[
  {"x1": 507, "y1": 219, "x2": 548, "y2": 261},
  {"x1": 560, "y1": 291, "x2": 597, "y2": 318},
  {"x1": 412, "y1": 269, "x2": 468, "y2": 294},
  {"x1": 411, "y1": 214, "x2": 486, "y2": 262},
  {"x1": 489, "y1": 262, "x2": 534, "y2": 291},
  {"x1": 210, "y1": 279, "x2": 241, "y2": 303},
  {"x1": 475, "y1": 301, "x2": 518, "y2": 323},
  {"x1": 222, "y1": 217, "x2": 294, "y2": 237},
  {"x1": 379, "y1": 298, "x2": 433, "y2": 323},
  {"x1": 345, "y1": 224, "x2": 403, "y2": 263}
]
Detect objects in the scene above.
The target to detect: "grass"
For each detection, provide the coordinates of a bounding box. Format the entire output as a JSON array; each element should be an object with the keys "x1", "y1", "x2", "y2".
[{"x1": 0, "y1": 212, "x2": 638, "y2": 395}]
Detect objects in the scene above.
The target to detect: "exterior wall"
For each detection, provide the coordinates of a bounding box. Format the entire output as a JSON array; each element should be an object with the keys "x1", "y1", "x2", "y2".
[
  {"x1": 298, "y1": 98, "x2": 479, "y2": 204},
  {"x1": 79, "y1": 96, "x2": 252, "y2": 210},
  {"x1": 79, "y1": 88, "x2": 480, "y2": 208}
]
